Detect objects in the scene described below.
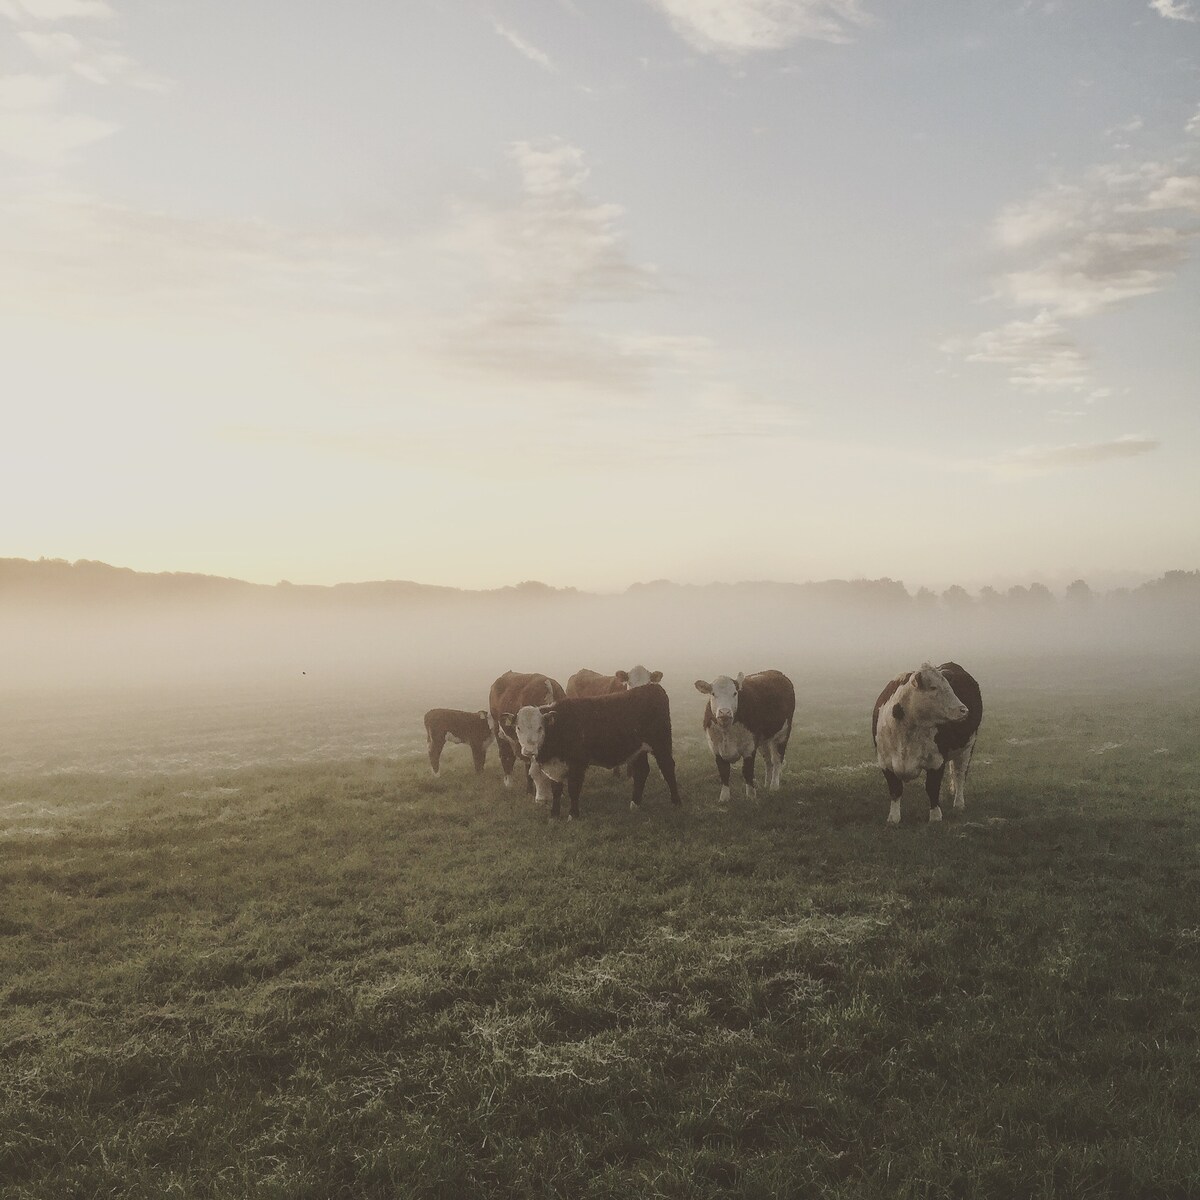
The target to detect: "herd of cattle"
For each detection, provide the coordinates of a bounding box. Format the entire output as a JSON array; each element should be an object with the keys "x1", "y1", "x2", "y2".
[{"x1": 423, "y1": 662, "x2": 984, "y2": 825}]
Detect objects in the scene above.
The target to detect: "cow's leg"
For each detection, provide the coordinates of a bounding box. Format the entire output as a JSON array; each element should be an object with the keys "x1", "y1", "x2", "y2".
[
  {"x1": 427, "y1": 730, "x2": 445, "y2": 777},
  {"x1": 529, "y1": 760, "x2": 555, "y2": 805},
  {"x1": 471, "y1": 740, "x2": 487, "y2": 775},
  {"x1": 629, "y1": 753, "x2": 650, "y2": 810},
  {"x1": 948, "y1": 735, "x2": 976, "y2": 811},
  {"x1": 497, "y1": 734, "x2": 516, "y2": 788},
  {"x1": 769, "y1": 721, "x2": 792, "y2": 791},
  {"x1": 551, "y1": 779, "x2": 564, "y2": 818},
  {"x1": 883, "y1": 769, "x2": 903, "y2": 825},
  {"x1": 925, "y1": 765, "x2": 945, "y2": 822},
  {"x1": 715, "y1": 755, "x2": 732, "y2": 804},
  {"x1": 567, "y1": 763, "x2": 586, "y2": 820},
  {"x1": 653, "y1": 745, "x2": 682, "y2": 807},
  {"x1": 742, "y1": 751, "x2": 757, "y2": 801}
]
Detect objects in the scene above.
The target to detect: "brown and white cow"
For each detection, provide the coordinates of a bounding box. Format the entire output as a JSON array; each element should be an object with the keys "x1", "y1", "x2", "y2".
[
  {"x1": 488, "y1": 671, "x2": 567, "y2": 797},
  {"x1": 566, "y1": 665, "x2": 665, "y2": 697},
  {"x1": 694, "y1": 670, "x2": 796, "y2": 803},
  {"x1": 871, "y1": 661, "x2": 983, "y2": 825},
  {"x1": 500, "y1": 683, "x2": 681, "y2": 819},
  {"x1": 423, "y1": 708, "x2": 493, "y2": 777}
]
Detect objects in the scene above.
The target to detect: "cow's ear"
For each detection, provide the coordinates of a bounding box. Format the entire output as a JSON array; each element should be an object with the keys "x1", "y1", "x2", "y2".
[
  {"x1": 911, "y1": 670, "x2": 924, "y2": 690},
  {"x1": 544, "y1": 710, "x2": 557, "y2": 727},
  {"x1": 650, "y1": 671, "x2": 663, "y2": 683},
  {"x1": 499, "y1": 712, "x2": 517, "y2": 734},
  {"x1": 736, "y1": 672, "x2": 745, "y2": 690},
  {"x1": 477, "y1": 710, "x2": 490, "y2": 722},
  {"x1": 694, "y1": 680, "x2": 713, "y2": 695},
  {"x1": 614, "y1": 670, "x2": 629, "y2": 684}
]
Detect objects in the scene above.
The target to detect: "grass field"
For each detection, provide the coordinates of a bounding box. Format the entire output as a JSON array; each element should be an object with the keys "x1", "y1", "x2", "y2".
[{"x1": 2, "y1": 657, "x2": 1199, "y2": 1198}]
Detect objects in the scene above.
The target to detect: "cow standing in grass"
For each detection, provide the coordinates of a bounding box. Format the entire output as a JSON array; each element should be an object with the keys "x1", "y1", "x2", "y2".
[
  {"x1": 502, "y1": 683, "x2": 681, "y2": 819},
  {"x1": 488, "y1": 672, "x2": 567, "y2": 802},
  {"x1": 694, "y1": 670, "x2": 796, "y2": 804},
  {"x1": 423, "y1": 709, "x2": 493, "y2": 777},
  {"x1": 871, "y1": 661, "x2": 983, "y2": 825}
]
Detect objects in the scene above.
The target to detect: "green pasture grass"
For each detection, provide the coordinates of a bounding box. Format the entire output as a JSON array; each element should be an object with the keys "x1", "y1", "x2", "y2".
[{"x1": 2, "y1": 670, "x2": 1199, "y2": 1198}]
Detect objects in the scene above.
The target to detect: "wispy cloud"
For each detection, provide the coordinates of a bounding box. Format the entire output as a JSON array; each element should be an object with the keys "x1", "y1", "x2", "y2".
[
  {"x1": 492, "y1": 20, "x2": 557, "y2": 72},
  {"x1": 945, "y1": 313, "x2": 1089, "y2": 394},
  {"x1": 647, "y1": 0, "x2": 871, "y2": 56},
  {"x1": 988, "y1": 434, "x2": 1160, "y2": 475},
  {"x1": 437, "y1": 137, "x2": 681, "y2": 387},
  {"x1": 949, "y1": 149, "x2": 1200, "y2": 395},
  {"x1": 1, "y1": 0, "x2": 166, "y2": 165},
  {"x1": 1149, "y1": 0, "x2": 1196, "y2": 21}
]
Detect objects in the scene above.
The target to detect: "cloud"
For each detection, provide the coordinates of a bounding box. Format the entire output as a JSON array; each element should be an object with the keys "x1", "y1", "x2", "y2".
[
  {"x1": 492, "y1": 20, "x2": 557, "y2": 72},
  {"x1": 950, "y1": 149, "x2": 1200, "y2": 394},
  {"x1": 647, "y1": 0, "x2": 871, "y2": 56},
  {"x1": 1188, "y1": 105, "x2": 1200, "y2": 136},
  {"x1": 989, "y1": 435, "x2": 1160, "y2": 475},
  {"x1": 437, "y1": 138, "x2": 677, "y2": 387},
  {"x1": 946, "y1": 313, "x2": 1089, "y2": 394},
  {"x1": 1149, "y1": 0, "x2": 1196, "y2": 20}
]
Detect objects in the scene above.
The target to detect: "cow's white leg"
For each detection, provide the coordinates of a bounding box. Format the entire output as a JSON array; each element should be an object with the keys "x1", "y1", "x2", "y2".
[
  {"x1": 951, "y1": 737, "x2": 976, "y2": 810},
  {"x1": 529, "y1": 760, "x2": 554, "y2": 805},
  {"x1": 887, "y1": 799, "x2": 901, "y2": 825},
  {"x1": 503, "y1": 773, "x2": 513, "y2": 789},
  {"x1": 718, "y1": 784, "x2": 730, "y2": 804},
  {"x1": 929, "y1": 805, "x2": 942, "y2": 822}
]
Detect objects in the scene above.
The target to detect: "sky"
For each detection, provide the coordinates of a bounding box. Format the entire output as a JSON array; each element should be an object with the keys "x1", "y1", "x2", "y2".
[{"x1": 1, "y1": 0, "x2": 1197, "y2": 592}]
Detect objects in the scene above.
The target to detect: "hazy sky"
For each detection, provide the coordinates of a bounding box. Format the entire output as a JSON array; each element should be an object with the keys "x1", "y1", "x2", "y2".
[{"x1": 2, "y1": 0, "x2": 1197, "y2": 591}]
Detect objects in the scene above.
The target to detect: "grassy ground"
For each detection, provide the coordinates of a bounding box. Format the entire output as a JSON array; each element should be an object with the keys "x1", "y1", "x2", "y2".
[{"x1": 2, "y1": 663, "x2": 1199, "y2": 1198}]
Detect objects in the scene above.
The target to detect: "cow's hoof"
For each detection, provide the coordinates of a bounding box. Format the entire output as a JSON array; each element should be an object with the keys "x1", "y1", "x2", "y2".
[
  {"x1": 887, "y1": 801, "x2": 902, "y2": 825},
  {"x1": 629, "y1": 800, "x2": 639, "y2": 812},
  {"x1": 929, "y1": 806, "x2": 943, "y2": 822},
  {"x1": 953, "y1": 798, "x2": 966, "y2": 811},
  {"x1": 503, "y1": 776, "x2": 512, "y2": 789},
  {"x1": 718, "y1": 785, "x2": 731, "y2": 805}
]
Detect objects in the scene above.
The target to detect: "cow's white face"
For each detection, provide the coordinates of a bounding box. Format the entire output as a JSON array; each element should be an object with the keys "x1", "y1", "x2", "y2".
[
  {"x1": 695, "y1": 673, "x2": 745, "y2": 727},
  {"x1": 907, "y1": 664, "x2": 969, "y2": 723},
  {"x1": 619, "y1": 665, "x2": 664, "y2": 689},
  {"x1": 512, "y1": 704, "x2": 549, "y2": 757}
]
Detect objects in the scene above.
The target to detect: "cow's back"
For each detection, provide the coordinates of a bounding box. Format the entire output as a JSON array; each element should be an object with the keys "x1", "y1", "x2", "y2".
[
  {"x1": 566, "y1": 668, "x2": 622, "y2": 699},
  {"x1": 490, "y1": 671, "x2": 565, "y2": 718},
  {"x1": 550, "y1": 683, "x2": 672, "y2": 765},
  {"x1": 736, "y1": 670, "x2": 796, "y2": 737}
]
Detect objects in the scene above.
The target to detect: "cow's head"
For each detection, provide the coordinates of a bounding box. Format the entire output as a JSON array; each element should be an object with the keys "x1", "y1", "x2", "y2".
[
  {"x1": 617, "y1": 665, "x2": 664, "y2": 689},
  {"x1": 503, "y1": 704, "x2": 557, "y2": 758},
  {"x1": 905, "y1": 663, "x2": 969, "y2": 723},
  {"x1": 695, "y1": 673, "x2": 744, "y2": 726}
]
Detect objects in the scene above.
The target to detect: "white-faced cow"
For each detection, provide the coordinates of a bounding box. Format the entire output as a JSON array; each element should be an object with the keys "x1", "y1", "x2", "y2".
[
  {"x1": 871, "y1": 661, "x2": 983, "y2": 825},
  {"x1": 566, "y1": 665, "x2": 665, "y2": 697},
  {"x1": 488, "y1": 671, "x2": 567, "y2": 798},
  {"x1": 423, "y1": 708, "x2": 493, "y2": 777},
  {"x1": 694, "y1": 670, "x2": 796, "y2": 803},
  {"x1": 500, "y1": 683, "x2": 681, "y2": 819}
]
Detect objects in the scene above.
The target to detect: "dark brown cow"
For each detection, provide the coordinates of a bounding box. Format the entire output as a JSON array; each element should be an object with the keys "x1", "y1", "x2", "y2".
[
  {"x1": 500, "y1": 683, "x2": 681, "y2": 819},
  {"x1": 566, "y1": 667, "x2": 665, "y2": 777},
  {"x1": 423, "y1": 708, "x2": 493, "y2": 777},
  {"x1": 566, "y1": 665, "x2": 665, "y2": 697},
  {"x1": 694, "y1": 670, "x2": 796, "y2": 803},
  {"x1": 488, "y1": 671, "x2": 567, "y2": 797},
  {"x1": 871, "y1": 661, "x2": 983, "y2": 825}
]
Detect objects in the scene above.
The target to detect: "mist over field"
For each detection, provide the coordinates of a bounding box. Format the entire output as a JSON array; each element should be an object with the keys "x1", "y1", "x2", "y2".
[{"x1": 2, "y1": 557, "x2": 1197, "y2": 774}]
